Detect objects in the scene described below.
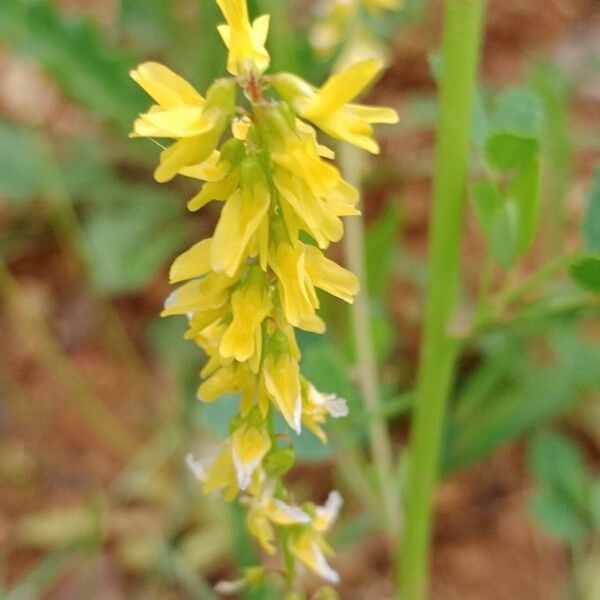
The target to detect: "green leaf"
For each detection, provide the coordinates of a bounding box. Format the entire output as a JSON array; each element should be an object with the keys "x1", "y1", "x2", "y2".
[
  {"x1": 443, "y1": 370, "x2": 572, "y2": 473},
  {"x1": 0, "y1": 0, "x2": 145, "y2": 130},
  {"x1": 508, "y1": 155, "x2": 541, "y2": 253},
  {"x1": 484, "y1": 89, "x2": 543, "y2": 171},
  {"x1": 485, "y1": 134, "x2": 538, "y2": 171},
  {"x1": 490, "y1": 88, "x2": 543, "y2": 138},
  {"x1": 471, "y1": 181, "x2": 503, "y2": 233},
  {"x1": 530, "y1": 490, "x2": 588, "y2": 544},
  {"x1": 83, "y1": 191, "x2": 189, "y2": 294},
  {"x1": 366, "y1": 202, "x2": 401, "y2": 297},
  {"x1": 0, "y1": 123, "x2": 58, "y2": 204},
  {"x1": 569, "y1": 255, "x2": 600, "y2": 293},
  {"x1": 527, "y1": 430, "x2": 588, "y2": 507},
  {"x1": 489, "y1": 199, "x2": 520, "y2": 268},
  {"x1": 583, "y1": 165, "x2": 600, "y2": 253}
]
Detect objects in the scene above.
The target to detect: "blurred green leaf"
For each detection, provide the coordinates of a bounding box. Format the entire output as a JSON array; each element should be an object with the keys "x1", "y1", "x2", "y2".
[
  {"x1": 527, "y1": 429, "x2": 588, "y2": 507},
  {"x1": 119, "y1": 0, "x2": 179, "y2": 56},
  {"x1": 508, "y1": 156, "x2": 541, "y2": 253},
  {"x1": 444, "y1": 370, "x2": 571, "y2": 473},
  {"x1": 527, "y1": 429, "x2": 591, "y2": 544},
  {"x1": 531, "y1": 62, "x2": 572, "y2": 240},
  {"x1": 0, "y1": 123, "x2": 58, "y2": 204},
  {"x1": 444, "y1": 322, "x2": 600, "y2": 474},
  {"x1": 489, "y1": 88, "x2": 543, "y2": 138},
  {"x1": 366, "y1": 202, "x2": 401, "y2": 297},
  {"x1": 83, "y1": 191, "x2": 189, "y2": 294},
  {"x1": 583, "y1": 165, "x2": 600, "y2": 253},
  {"x1": 7, "y1": 544, "x2": 84, "y2": 598},
  {"x1": 471, "y1": 181, "x2": 503, "y2": 234},
  {"x1": 569, "y1": 255, "x2": 600, "y2": 293},
  {"x1": 0, "y1": 0, "x2": 145, "y2": 130},
  {"x1": 486, "y1": 134, "x2": 538, "y2": 171},
  {"x1": 530, "y1": 490, "x2": 588, "y2": 545},
  {"x1": 484, "y1": 89, "x2": 542, "y2": 171},
  {"x1": 489, "y1": 199, "x2": 519, "y2": 268}
]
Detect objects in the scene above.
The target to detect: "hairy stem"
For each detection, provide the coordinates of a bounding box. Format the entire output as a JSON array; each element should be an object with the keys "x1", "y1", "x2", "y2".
[
  {"x1": 340, "y1": 143, "x2": 400, "y2": 537},
  {"x1": 397, "y1": 1, "x2": 487, "y2": 597}
]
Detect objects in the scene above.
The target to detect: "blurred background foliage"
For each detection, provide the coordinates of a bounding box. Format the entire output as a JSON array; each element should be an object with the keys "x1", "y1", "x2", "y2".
[{"x1": 0, "y1": 0, "x2": 599, "y2": 598}]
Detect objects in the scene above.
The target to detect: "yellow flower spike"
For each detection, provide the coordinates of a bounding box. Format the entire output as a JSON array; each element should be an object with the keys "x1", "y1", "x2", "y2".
[
  {"x1": 231, "y1": 423, "x2": 271, "y2": 490},
  {"x1": 132, "y1": 0, "x2": 403, "y2": 586},
  {"x1": 220, "y1": 269, "x2": 273, "y2": 362},
  {"x1": 272, "y1": 61, "x2": 398, "y2": 153},
  {"x1": 262, "y1": 350, "x2": 302, "y2": 434},
  {"x1": 304, "y1": 244, "x2": 360, "y2": 303},
  {"x1": 216, "y1": 0, "x2": 271, "y2": 76}
]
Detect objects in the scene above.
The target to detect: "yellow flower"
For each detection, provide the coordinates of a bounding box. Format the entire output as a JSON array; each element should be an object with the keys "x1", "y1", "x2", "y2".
[
  {"x1": 211, "y1": 158, "x2": 271, "y2": 277},
  {"x1": 304, "y1": 244, "x2": 360, "y2": 304},
  {"x1": 187, "y1": 445, "x2": 239, "y2": 501},
  {"x1": 262, "y1": 349, "x2": 302, "y2": 434},
  {"x1": 272, "y1": 60, "x2": 398, "y2": 153},
  {"x1": 231, "y1": 422, "x2": 271, "y2": 490},
  {"x1": 130, "y1": 62, "x2": 205, "y2": 114},
  {"x1": 301, "y1": 381, "x2": 349, "y2": 443},
  {"x1": 275, "y1": 167, "x2": 357, "y2": 250},
  {"x1": 198, "y1": 362, "x2": 256, "y2": 410},
  {"x1": 216, "y1": 0, "x2": 271, "y2": 76},
  {"x1": 220, "y1": 268, "x2": 273, "y2": 363},
  {"x1": 268, "y1": 238, "x2": 317, "y2": 328},
  {"x1": 169, "y1": 238, "x2": 212, "y2": 284},
  {"x1": 245, "y1": 477, "x2": 311, "y2": 554},
  {"x1": 131, "y1": 72, "x2": 236, "y2": 182},
  {"x1": 162, "y1": 272, "x2": 237, "y2": 317},
  {"x1": 288, "y1": 491, "x2": 343, "y2": 583}
]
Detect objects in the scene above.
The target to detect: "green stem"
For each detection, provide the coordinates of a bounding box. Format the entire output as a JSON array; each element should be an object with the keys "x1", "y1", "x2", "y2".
[
  {"x1": 339, "y1": 143, "x2": 400, "y2": 538},
  {"x1": 398, "y1": 2, "x2": 486, "y2": 598}
]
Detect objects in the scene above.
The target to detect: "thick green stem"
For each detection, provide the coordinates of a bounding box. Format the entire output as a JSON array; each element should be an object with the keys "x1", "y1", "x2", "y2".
[
  {"x1": 398, "y1": 2, "x2": 486, "y2": 598},
  {"x1": 340, "y1": 143, "x2": 400, "y2": 537}
]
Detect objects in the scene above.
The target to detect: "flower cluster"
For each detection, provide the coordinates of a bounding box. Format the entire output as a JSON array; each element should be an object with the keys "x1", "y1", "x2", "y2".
[
  {"x1": 131, "y1": 0, "x2": 397, "y2": 589},
  {"x1": 310, "y1": 0, "x2": 402, "y2": 67}
]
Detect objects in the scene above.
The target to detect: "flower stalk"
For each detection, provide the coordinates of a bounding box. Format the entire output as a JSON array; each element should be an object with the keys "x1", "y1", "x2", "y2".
[
  {"x1": 398, "y1": 1, "x2": 487, "y2": 598},
  {"x1": 340, "y1": 142, "x2": 399, "y2": 537}
]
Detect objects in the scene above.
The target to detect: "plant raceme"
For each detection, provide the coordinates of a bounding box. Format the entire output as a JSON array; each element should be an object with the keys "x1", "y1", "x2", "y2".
[{"x1": 130, "y1": 0, "x2": 397, "y2": 591}]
